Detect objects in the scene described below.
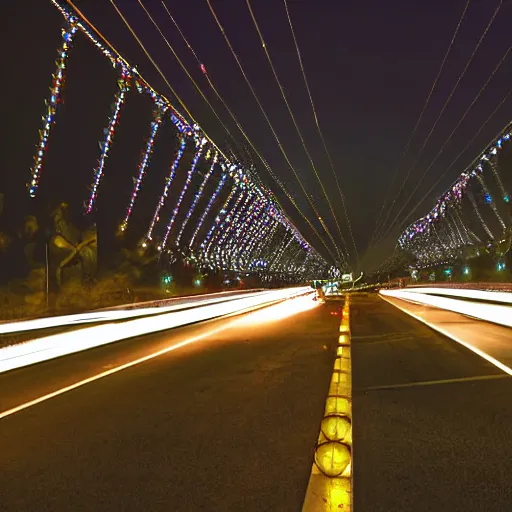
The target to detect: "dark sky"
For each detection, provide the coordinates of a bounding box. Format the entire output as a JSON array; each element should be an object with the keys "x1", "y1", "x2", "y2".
[{"x1": 2, "y1": 0, "x2": 511, "y2": 270}]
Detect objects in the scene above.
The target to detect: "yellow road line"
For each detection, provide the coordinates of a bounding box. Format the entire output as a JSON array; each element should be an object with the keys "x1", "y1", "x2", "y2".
[{"x1": 303, "y1": 296, "x2": 352, "y2": 511}]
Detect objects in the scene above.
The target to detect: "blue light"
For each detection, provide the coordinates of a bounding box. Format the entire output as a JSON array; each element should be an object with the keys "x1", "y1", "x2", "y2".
[
  {"x1": 497, "y1": 262, "x2": 506, "y2": 272},
  {"x1": 504, "y1": 194, "x2": 510, "y2": 203},
  {"x1": 484, "y1": 193, "x2": 492, "y2": 204}
]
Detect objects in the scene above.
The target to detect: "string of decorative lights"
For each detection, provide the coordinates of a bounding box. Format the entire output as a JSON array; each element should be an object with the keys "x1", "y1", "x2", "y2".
[
  {"x1": 220, "y1": 195, "x2": 259, "y2": 269},
  {"x1": 475, "y1": 174, "x2": 506, "y2": 229},
  {"x1": 212, "y1": 185, "x2": 255, "y2": 267},
  {"x1": 161, "y1": 135, "x2": 208, "y2": 249},
  {"x1": 189, "y1": 171, "x2": 228, "y2": 249},
  {"x1": 381, "y1": 44, "x2": 511, "y2": 240},
  {"x1": 29, "y1": 21, "x2": 78, "y2": 197},
  {"x1": 87, "y1": 67, "x2": 132, "y2": 213},
  {"x1": 212, "y1": 189, "x2": 254, "y2": 267},
  {"x1": 387, "y1": 94, "x2": 512, "y2": 237},
  {"x1": 109, "y1": 0, "x2": 330, "y2": 269},
  {"x1": 468, "y1": 191, "x2": 495, "y2": 240},
  {"x1": 121, "y1": 100, "x2": 169, "y2": 232},
  {"x1": 205, "y1": 0, "x2": 340, "y2": 266},
  {"x1": 367, "y1": 0, "x2": 471, "y2": 250},
  {"x1": 145, "y1": 135, "x2": 188, "y2": 243},
  {"x1": 246, "y1": 0, "x2": 349, "y2": 267},
  {"x1": 399, "y1": 123, "x2": 511, "y2": 247},
  {"x1": 374, "y1": 1, "x2": 503, "y2": 245},
  {"x1": 41, "y1": 0, "x2": 329, "y2": 276},
  {"x1": 229, "y1": 196, "x2": 268, "y2": 269},
  {"x1": 200, "y1": 183, "x2": 239, "y2": 262},
  {"x1": 175, "y1": 151, "x2": 219, "y2": 246}
]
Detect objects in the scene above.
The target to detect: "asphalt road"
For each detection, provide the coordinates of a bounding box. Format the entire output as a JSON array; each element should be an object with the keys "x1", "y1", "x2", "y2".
[
  {"x1": 0, "y1": 296, "x2": 340, "y2": 511},
  {"x1": 351, "y1": 293, "x2": 512, "y2": 512}
]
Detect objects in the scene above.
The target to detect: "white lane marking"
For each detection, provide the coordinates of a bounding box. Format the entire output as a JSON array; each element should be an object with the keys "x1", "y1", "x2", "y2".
[
  {"x1": 0, "y1": 293, "x2": 314, "y2": 420},
  {"x1": 380, "y1": 295, "x2": 512, "y2": 377},
  {"x1": 357, "y1": 373, "x2": 510, "y2": 392},
  {"x1": 0, "y1": 288, "x2": 309, "y2": 374}
]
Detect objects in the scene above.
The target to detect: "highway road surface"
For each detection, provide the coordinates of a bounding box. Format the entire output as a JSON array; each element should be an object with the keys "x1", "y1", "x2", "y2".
[
  {"x1": 2, "y1": 291, "x2": 512, "y2": 511},
  {"x1": 0, "y1": 294, "x2": 340, "y2": 511},
  {"x1": 351, "y1": 293, "x2": 512, "y2": 511}
]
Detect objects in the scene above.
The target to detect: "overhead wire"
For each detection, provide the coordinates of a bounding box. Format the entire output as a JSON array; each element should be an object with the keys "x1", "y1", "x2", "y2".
[
  {"x1": 380, "y1": 45, "x2": 511, "y2": 238},
  {"x1": 135, "y1": 1, "x2": 239, "y2": 148},
  {"x1": 282, "y1": 0, "x2": 359, "y2": 268},
  {"x1": 109, "y1": 0, "x2": 333, "y2": 262},
  {"x1": 159, "y1": 2, "x2": 293, "y2": 215},
  {"x1": 156, "y1": 1, "x2": 338, "y2": 264},
  {"x1": 245, "y1": 0, "x2": 349, "y2": 268},
  {"x1": 205, "y1": 0, "x2": 343, "y2": 267},
  {"x1": 385, "y1": 89, "x2": 512, "y2": 236},
  {"x1": 371, "y1": 0, "x2": 503, "y2": 245},
  {"x1": 367, "y1": 0, "x2": 472, "y2": 251}
]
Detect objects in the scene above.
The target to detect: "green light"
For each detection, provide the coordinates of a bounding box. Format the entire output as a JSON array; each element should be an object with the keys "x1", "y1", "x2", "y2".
[
  {"x1": 194, "y1": 279, "x2": 202, "y2": 286},
  {"x1": 463, "y1": 266, "x2": 470, "y2": 275}
]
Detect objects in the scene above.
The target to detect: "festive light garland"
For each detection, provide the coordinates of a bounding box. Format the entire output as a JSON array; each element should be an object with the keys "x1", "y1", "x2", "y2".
[
  {"x1": 41, "y1": 0, "x2": 329, "y2": 276},
  {"x1": 221, "y1": 193, "x2": 260, "y2": 270},
  {"x1": 229, "y1": 196, "x2": 267, "y2": 269},
  {"x1": 121, "y1": 100, "x2": 169, "y2": 232},
  {"x1": 243, "y1": 215, "x2": 274, "y2": 269},
  {"x1": 161, "y1": 136, "x2": 207, "y2": 249},
  {"x1": 176, "y1": 151, "x2": 218, "y2": 245},
  {"x1": 29, "y1": 22, "x2": 78, "y2": 197},
  {"x1": 475, "y1": 174, "x2": 506, "y2": 230},
  {"x1": 212, "y1": 189, "x2": 253, "y2": 266},
  {"x1": 87, "y1": 67, "x2": 132, "y2": 213},
  {"x1": 201, "y1": 182, "x2": 239, "y2": 255},
  {"x1": 189, "y1": 171, "x2": 228, "y2": 249},
  {"x1": 400, "y1": 125, "x2": 511, "y2": 247},
  {"x1": 145, "y1": 135, "x2": 187, "y2": 243}
]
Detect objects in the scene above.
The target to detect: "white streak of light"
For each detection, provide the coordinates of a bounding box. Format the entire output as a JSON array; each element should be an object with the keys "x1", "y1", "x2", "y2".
[
  {"x1": 380, "y1": 289, "x2": 512, "y2": 328},
  {"x1": 0, "y1": 288, "x2": 310, "y2": 374},
  {"x1": 380, "y1": 293, "x2": 512, "y2": 377},
  {"x1": 235, "y1": 294, "x2": 319, "y2": 326},
  {"x1": 402, "y1": 287, "x2": 512, "y2": 305},
  {"x1": 0, "y1": 290, "x2": 273, "y2": 335},
  {"x1": 0, "y1": 324, "x2": 231, "y2": 420},
  {"x1": 0, "y1": 290, "x2": 314, "y2": 420}
]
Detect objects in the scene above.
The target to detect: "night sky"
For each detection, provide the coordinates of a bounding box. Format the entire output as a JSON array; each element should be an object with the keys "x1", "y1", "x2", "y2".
[{"x1": 1, "y1": 0, "x2": 511, "y2": 271}]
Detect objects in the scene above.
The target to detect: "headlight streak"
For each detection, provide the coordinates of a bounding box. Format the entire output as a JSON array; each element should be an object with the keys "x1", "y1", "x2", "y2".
[
  {"x1": 0, "y1": 290, "x2": 272, "y2": 336},
  {"x1": 0, "y1": 288, "x2": 311, "y2": 374},
  {"x1": 400, "y1": 287, "x2": 512, "y2": 305},
  {"x1": 0, "y1": 289, "x2": 313, "y2": 420},
  {"x1": 380, "y1": 289, "x2": 512, "y2": 328}
]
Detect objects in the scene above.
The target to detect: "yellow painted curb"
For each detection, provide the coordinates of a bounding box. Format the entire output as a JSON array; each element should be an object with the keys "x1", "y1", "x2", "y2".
[{"x1": 303, "y1": 296, "x2": 352, "y2": 511}]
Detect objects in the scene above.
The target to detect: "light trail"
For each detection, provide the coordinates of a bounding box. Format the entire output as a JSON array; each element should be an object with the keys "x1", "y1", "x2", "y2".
[
  {"x1": 0, "y1": 288, "x2": 311, "y2": 374},
  {"x1": 0, "y1": 290, "x2": 271, "y2": 335},
  {"x1": 380, "y1": 292, "x2": 512, "y2": 377},
  {"x1": 380, "y1": 289, "x2": 512, "y2": 328},
  {"x1": 402, "y1": 287, "x2": 512, "y2": 305},
  {"x1": 0, "y1": 290, "x2": 315, "y2": 420}
]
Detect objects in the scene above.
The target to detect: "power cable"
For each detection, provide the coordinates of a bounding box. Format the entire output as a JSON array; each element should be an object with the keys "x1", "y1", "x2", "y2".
[
  {"x1": 205, "y1": 0, "x2": 343, "y2": 267},
  {"x1": 373, "y1": 0, "x2": 503, "y2": 243},
  {"x1": 282, "y1": 0, "x2": 358, "y2": 267},
  {"x1": 246, "y1": 0, "x2": 350, "y2": 267},
  {"x1": 367, "y1": 0, "x2": 472, "y2": 250}
]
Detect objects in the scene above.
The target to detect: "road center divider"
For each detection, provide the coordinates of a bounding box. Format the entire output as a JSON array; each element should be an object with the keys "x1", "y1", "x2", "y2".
[{"x1": 303, "y1": 296, "x2": 352, "y2": 511}]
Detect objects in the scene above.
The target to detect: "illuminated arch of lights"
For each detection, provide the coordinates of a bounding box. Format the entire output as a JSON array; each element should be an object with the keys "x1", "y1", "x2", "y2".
[
  {"x1": 28, "y1": 0, "x2": 329, "y2": 278},
  {"x1": 399, "y1": 122, "x2": 512, "y2": 268}
]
